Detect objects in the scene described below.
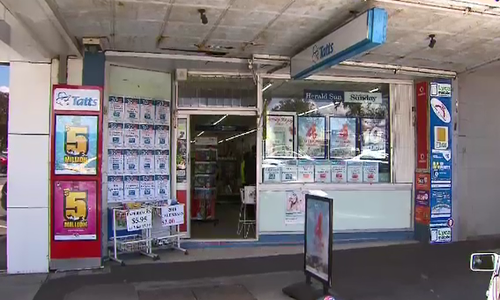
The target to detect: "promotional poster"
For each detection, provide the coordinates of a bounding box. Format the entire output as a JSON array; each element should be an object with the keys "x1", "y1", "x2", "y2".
[
  {"x1": 124, "y1": 123, "x2": 140, "y2": 148},
  {"x1": 108, "y1": 122, "x2": 123, "y2": 149},
  {"x1": 265, "y1": 115, "x2": 294, "y2": 158},
  {"x1": 305, "y1": 195, "x2": 331, "y2": 283},
  {"x1": 53, "y1": 181, "x2": 97, "y2": 240},
  {"x1": 139, "y1": 175, "x2": 155, "y2": 201},
  {"x1": 281, "y1": 164, "x2": 298, "y2": 182},
  {"x1": 428, "y1": 81, "x2": 453, "y2": 244},
  {"x1": 362, "y1": 162, "x2": 379, "y2": 183},
  {"x1": 298, "y1": 116, "x2": 327, "y2": 159},
  {"x1": 107, "y1": 149, "x2": 124, "y2": 175},
  {"x1": 155, "y1": 175, "x2": 170, "y2": 200},
  {"x1": 416, "y1": 82, "x2": 429, "y2": 170},
  {"x1": 155, "y1": 150, "x2": 169, "y2": 174},
  {"x1": 285, "y1": 191, "x2": 305, "y2": 224},
  {"x1": 139, "y1": 124, "x2": 155, "y2": 149},
  {"x1": 263, "y1": 166, "x2": 281, "y2": 183},
  {"x1": 154, "y1": 125, "x2": 169, "y2": 149},
  {"x1": 298, "y1": 161, "x2": 314, "y2": 183},
  {"x1": 139, "y1": 150, "x2": 155, "y2": 174},
  {"x1": 331, "y1": 161, "x2": 347, "y2": 183},
  {"x1": 315, "y1": 163, "x2": 331, "y2": 183},
  {"x1": 54, "y1": 115, "x2": 98, "y2": 175},
  {"x1": 124, "y1": 175, "x2": 140, "y2": 202},
  {"x1": 155, "y1": 100, "x2": 170, "y2": 125},
  {"x1": 347, "y1": 161, "x2": 363, "y2": 183},
  {"x1": 329, "y1": 117, "x2": 356, "y2": 159},
  {"x1": 361, "y1": 118, "x2": 387, "y2": 155},
  {"x1": 124, "y1": 97, "x2": 140, "y2": 123},
  {"x1": 107, "y1": 176, "x2": 124, "y2": 203},
  {"x1": 140, "y1": 98, "x2": 155, "y2": 124},
  {"x1": 124, "y1": 149, "x2": 139, "y2": 175},
  {"x1": 108, "y1": 96, "x2": 124, "y2": 122},
  {"x1": 415, "y1": 190, "x2": 430, "y2": 225}
]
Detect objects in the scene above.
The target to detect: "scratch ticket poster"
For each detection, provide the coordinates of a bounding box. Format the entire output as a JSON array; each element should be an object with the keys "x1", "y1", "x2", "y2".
[
  {"x1": 108, "y1": 122, "x2": 123, "y2": 149},
  {"x1": 298, "y1": 116, "x2": 326, "y2": 159},
  {"x1": 139, "y1": 124, "x2": 154, "y2": 149},
  {"x1": 124, "y1": 123, "x2": 140, "y2": 148},
  {"x1": 124, "y1": 149, "x2": 139, "y2": 175},
  {"x1": 140, "y1": 98, "x2": 154, "y2": 124},
  {"x1": 124, "y1": 175, "x2": 140, "y2": 202},
  {"x1": 139, "y1": 150, "x2": 155, "y2": 174},
  {"x1": 155, "y1": 100, "x2": 170, "y2": 125},
  {"x1": 125, "y1": 97, "x2": 140, "y2": 123},
  {"x1": 155, "y1": 150, "x2": 169, "y2": 174},
  {"x1": 107, "y1": 149, "x2": 124, "y2": 175},
  {"x1": 155, "y1": 175, "x2": 170, "y2": 200},
  {"x1": 108, "y1": 96, "x2": 124, "y2": 122},
  {"x1": 107, "y1": 176, "x2": 124, "y2": 203},
  {"x1": 139, "y1": 175, "x2": 155, "y2": 201},
  {"x1": 154, "y1": 125, "x2": 169, "y2": 149}
]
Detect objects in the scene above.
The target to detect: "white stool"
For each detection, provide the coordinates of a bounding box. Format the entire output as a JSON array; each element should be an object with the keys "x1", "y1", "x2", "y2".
[{"x1": 237, "y1": 186, "x2": 256, "y2": 238}]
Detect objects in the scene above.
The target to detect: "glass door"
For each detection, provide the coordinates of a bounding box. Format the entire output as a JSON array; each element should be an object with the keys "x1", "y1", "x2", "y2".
[{"x1": 175, "y1": 115, "x2": 190, "y2": 236}]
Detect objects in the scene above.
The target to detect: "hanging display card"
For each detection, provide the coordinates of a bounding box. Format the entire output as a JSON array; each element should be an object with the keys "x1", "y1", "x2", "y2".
[
  {"x1": 155, "y1": 100, "x2": 170, "y2": 125},
  {"x1": 108, "y1": 96, "x2": 124, "y2": 122},
  {"x1": 315, "y1": 162, "x2": 331, "y2": 183},
  {"x1": 363, "y1": 162, "x2": 379, "y2": 183},
  {"x1": 139, "y1": 175, "x2": 155, "y2": 201},
  {"x1": 347, "y1": 162, "x2": 363, "y2": 183},
  {"x1": 107, "y1": 175, "x2": 124, "y2": 203},
  {"x1": 281, "y1": 164, "x2": 298, "y2": 182},
  {"x1": 298, "y1": 161, "x2": 315, "y2": 183},
  {"x1": 124, "y1": 97, "x2": 140, "y2": 123},
  {"x1": 124, "y1": 175, "x2": 140, "y2": 202},
  {"x1": 108, "y1": 123, "x2": 124, "y2": 149},
  {"x1": 155, "y1": 150, "x2": 169, "y2": 174},
  {"x1": 161, "y1": 204, "x2": 185, "y2": 226},
  {"x1": 139, "y1": 150, "x2": 155, "y2": 174},
  {"x1": 331, "y1": 161, "x2": 347, "y2": 183},
  {"x1": 139, "y1": 124, "x2": 154, "y2": 149},
  {"x1": 107, "y1": 149, "x2": 124, "y2": 175},
  {"x1": 140, "y1": 98, "x2": 154, "y2": 124},
  {"x1": 263, "y1": 167, "x2": 281, "y2": 183},
  {"x1": 124, "y1": 123, "x2": 140, "y2": 148},
  {"x1": 154, "y1": 125, "x2": 169, "y2": 149},
  {"x1": 124, "y1": 149, "x2": 139, "y2": 175},
  {"x1": 155, "y1": 175, "x2": 170, "y2": 200},
  {"x1": 126, "y1": 208, "x2": 152, "y2": 231}
]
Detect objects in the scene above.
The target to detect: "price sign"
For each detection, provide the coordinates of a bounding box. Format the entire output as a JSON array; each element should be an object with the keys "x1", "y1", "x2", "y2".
[
  {"x1": 161, "y1": 204, "x2": 185, "y2": 227},
  {"x1": 431, "y1": 227, "x2": 451, "y2": 243},
  {"x1": 126, "y1": 208, "x2": 152, "y2": 231}
]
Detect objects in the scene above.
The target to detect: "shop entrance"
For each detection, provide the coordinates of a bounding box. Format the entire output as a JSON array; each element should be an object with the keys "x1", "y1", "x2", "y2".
[{"x1": 178, "y1": 113, "x2": 257, "y2": 240}]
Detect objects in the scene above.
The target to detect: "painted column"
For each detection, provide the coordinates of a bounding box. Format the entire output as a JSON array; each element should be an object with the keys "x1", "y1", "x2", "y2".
[{"x1": 7, "y1": 61, "x2": 53, "y2": 273}]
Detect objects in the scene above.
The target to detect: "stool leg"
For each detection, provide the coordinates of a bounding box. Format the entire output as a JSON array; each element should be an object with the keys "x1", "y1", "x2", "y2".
[{"x1": 237, "y1": 202, "x2": 244, "y2": 235}]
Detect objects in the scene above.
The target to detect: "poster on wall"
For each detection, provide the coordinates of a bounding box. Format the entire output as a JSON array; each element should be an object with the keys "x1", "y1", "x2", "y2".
[
  {"x1": 53, "y1": 181, "x2": 97, "y2": 241},
  {"x1": 124, "y1": 123, "x2": 140, "y2": 149},
  {"x1": 155, "y1": 100, "x2": 170, "y2": 125},
  {"x1": 124, "y1": 97, "x2": 140, "y2": 123},
  {"x1": 54, "y1": 115, "x2": 98, "y2": 175},
  {"x1": 176, "y1": 118, "x2": 188, "y2": 184},
  {"x1": 298, "y1": 161, "x2": 314, "y2": 183},
  {"x1": 107, "y1": 176, "x2": 124, "y2": 203},
  {"x1": 362, "y1": 162, "x2": 379, "y2": 183},
  {"x1": 108, "y1": 96, "x2": 124, "y2": 122},
  {"x1": 124, "y1": 149, "x2": 139, "y2": 175},
  {"x1": 140, "y1": 99, "x2": 155, "y2": 124},
  {"x1": 347, "y1": 161, "x2": 363, "y2": 183},
  {"x1": 416, "y1": 82, "x2": 429, "y2": 170},
  {"x1": 139, "y1": 124, "x2": 155, "y2": 149},
  {"x1": 329, "y1": 117, "x2": 356, "y2": 159},
  {"x1": 107, "y1": 149, "x2": 124, "y2": 175},
  {"x1": 108, "y1": 123, "x2": 123, "y2": 149},
  {"x1": 314, "y1": 162, "x2": 331, "y2": 183},
  {"x1": 298, "y1": 116, "x2": 327, "y2": 159},
  {"x1": 415, "y1": 190, "x2": 430, "y2": 225},
  {"x1": 429, "y1": 81, "x2": 453, "y2": 244},
  {"x1": 304, "y1": 194, "x2": 333, "y2": 285},
  {"x1": 331, "y1": 161, "x2": 347, "y2": 183},
  {"x1": 155, "y1": 150, "x2": 169, "y2": 175},
  {"x1": 281, "y1": 164, "x2": 298, "y2": 182},
  {"x1": 155, "y1": 125, "x2": 170, "y2": 149},
  {"x1": 263, "y1": 166, "x2": 281, "y2": 183},
  {"x1": 361, "y1": 118, "x2": 387, "y2": 156},
  {"x1": 265, "y1": 115, "x2": 294, "y2": 158},
  {"x1": 124, "y1": 175, "x2": 140, "y2": 202},
  {"x1": 285, "y1": 190, "x2": 305, "y2": 224},
  {"x1": 139, "y1": 150, "x2": 155, "y2": 174},
  {"x1": 155, "y1": 175, "x2": 170, "y2": 200}
]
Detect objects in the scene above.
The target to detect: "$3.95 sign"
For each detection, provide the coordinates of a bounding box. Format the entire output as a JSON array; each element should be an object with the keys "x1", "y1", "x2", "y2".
[
  {"x1": 161, "y1": 204, "x2": 185, "y2": 227},
  {"x1": 126, "y1": 208, "x2": 152, "y2": 231},
  {"x1": 431, "y1": 227, "x2": 451, "y2": 243}
]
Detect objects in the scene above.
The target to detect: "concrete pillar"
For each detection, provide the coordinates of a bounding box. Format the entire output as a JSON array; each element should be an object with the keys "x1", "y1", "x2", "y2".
[{"x1": 7, "y1": 61, "x2": 55, "y2": 273}]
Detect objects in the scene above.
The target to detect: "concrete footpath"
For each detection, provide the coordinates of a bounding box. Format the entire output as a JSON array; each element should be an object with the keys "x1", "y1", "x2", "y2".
[{"x1": 2, "y1": 239, "x2": 500, "y2": 300}]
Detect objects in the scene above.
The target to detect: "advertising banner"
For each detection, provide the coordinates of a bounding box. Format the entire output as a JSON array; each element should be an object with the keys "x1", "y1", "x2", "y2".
[
  {"x1": 265, "y1": 115, "x2": 294, "y2": 158},
  {"x1": 176, "y1": 118, "x2": 188, "y2": 184},
  {"x1": 416, "y1": 82, "x2": 429, "y2": 170},
  {"x1": 361, "y1": 118, "x2": 387, "y2": 155},
  {"x1": 429, "y1": 81, "x2": 453, "y2": 244},
  {"x1": 53, "y1": 181, "x2": 97, "y2": 241},
  {"x1": 329, "y1": 117, "x2": 356, "y2": 159},
  {"x1": 54, "y1": 115, "x2": 98, "y2": 175},
  {"x1": 285, "y1": 191, "x2": 305, "y2": 225},
  {"x1": 298, "y1": 116, "x2": 327, "y2": 158},
  {"x1": 53, "y1": 87, "x2": 101, "y2": 111}
]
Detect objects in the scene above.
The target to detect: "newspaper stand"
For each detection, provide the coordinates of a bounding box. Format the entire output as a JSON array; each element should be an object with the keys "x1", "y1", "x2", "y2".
[
  {"x1": 109, "y1": 206, "x2": 159, "y2": 266},
  {"x1": 151, "y1": 202, "x2": 188, "y2": 255}
]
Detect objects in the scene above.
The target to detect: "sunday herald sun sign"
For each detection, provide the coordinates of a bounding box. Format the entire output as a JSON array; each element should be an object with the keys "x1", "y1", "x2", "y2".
[{"x1": 290, "y1": 8, "x2": 388, "y2": 80}]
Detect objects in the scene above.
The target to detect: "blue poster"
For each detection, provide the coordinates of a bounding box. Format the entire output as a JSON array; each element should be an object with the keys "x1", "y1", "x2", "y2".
[
  {"x1": 429, "y1": 80, "x2": 453, "y2": 244},
  {"x1": 54, "y1": 115, "x2": 99, "y2": 175}
]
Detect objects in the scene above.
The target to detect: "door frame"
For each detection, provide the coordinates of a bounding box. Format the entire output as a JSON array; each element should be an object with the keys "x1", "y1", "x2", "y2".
[{"x1": 174, "y1": 108, "x2": 259, "y2": 241}]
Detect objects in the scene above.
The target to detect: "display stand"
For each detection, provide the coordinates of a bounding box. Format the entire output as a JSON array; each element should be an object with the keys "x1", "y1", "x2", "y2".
[{"x1": 151, "y1": 203, "x2": 188, "y2": 254}]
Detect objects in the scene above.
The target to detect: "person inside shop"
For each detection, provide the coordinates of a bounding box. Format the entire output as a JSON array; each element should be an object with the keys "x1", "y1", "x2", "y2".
[{"x1": 243, "y1": 145, "x2": 256, "y2": 220}]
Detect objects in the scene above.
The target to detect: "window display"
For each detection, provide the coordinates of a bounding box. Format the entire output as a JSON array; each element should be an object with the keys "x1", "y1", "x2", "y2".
[
  {"x1": 107, "y1": 95, "x2": 171, "y2": 203},
  {"x1": 262, "y1": 80, "x2": 390, "y2": 184}
]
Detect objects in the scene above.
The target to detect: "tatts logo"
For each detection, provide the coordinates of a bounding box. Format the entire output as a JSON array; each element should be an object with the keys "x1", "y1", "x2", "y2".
[
  {"x1": 430, "y1": 98, "x2": 451, "y2": 123},
  {"x1": 64, "y1": 125, "x2": 90, "y2": 164}
]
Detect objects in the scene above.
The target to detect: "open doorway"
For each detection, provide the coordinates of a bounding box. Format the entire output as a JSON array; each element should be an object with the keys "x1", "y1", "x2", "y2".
[{"x1": 189, "y1": 114, "x2": 257, "y2": 240}]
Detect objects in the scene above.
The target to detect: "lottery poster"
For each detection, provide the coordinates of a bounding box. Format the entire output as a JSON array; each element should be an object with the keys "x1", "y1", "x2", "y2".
[
  {"x1": 281, "y1": 164, "x2": 298, "y2": 182},
  {"x1": 155, "y1": 175, "x2": 170, "y2": 200},
  {"x1": 263, "y1": 166, "x2": 281, "y2": 183},
  {"x1": 155, "y1": 125, "x2": 169, "y2": 149},
  {"x1": 298, "y1": 160, "x2": 315, "y2": 183},
  {"x1": 315, "y1": 162, "x2": 331, "y2": 183},
  {"x1": 107, "y1": 176, "x2": 124, "y2": 203},
  {"x1": 331, "y1": 161, "x2": 347, "y2": 183},
  {"x1": 124, "y1": 175, "x2": 140, "y2": 202},
  {"x1": 108, "y1": 122, "x2": 123, "y2": 149},
  {"x1": 361, "y1": 118, "x2": 387, "y2": 155},
  {"x1": 139, "y1": 124, "x2": 155, "y2": 149},
  {"x1": 329, "y1": 117, "x2": 356, "y2": 159},
  {"x1": 347, "y1": 161, "x2": 363, "y2": 183},
  {"x1": 155, "y1": 150, "x2": 169, "y2": 174},
  {"x1": 285, "y1": 190, "x2": 305, "y2": 225},
  {"x1": 140, "y1": 98, "x2": 155, "y2": 124},
  {"x1": 53, "y1": 181, "x2": 97, "y2": 240},
  {"x1": 298, "y1": 116, "x2": 327, "y2": 159},
  {"x1": 155, "y1": 100, "x2": 170, "y2": 125},
  {"x1": 139, "y1": 150, "x2": 155, "y2": 174},
  {"x1": 108, "y1": 96, "x2": 124, "y2": 122},
  {"x1": 265, "y1": 115, "x2": 294, "y2": 158},
  {"x1": 124, "y1": 149, "x2": 139, "y2": 175},
  {"x1": 362, "y1": 162, "x2": 379, "y2": 183},
  {"x1": 139, "y1": 175, "x2": 155, "y2": 201},
  {"x1": 54, "y1": 115, "x2": 98, "y2": 175},
  {"x1": 107, "y1": 149, "x2": 124, "y2": 175},
  {"x1": 124, "y1": 123, "x2": 140, "y2": 148},
  {"x1": 124, "y1": 97, "x2": 140, "y2": 123}
]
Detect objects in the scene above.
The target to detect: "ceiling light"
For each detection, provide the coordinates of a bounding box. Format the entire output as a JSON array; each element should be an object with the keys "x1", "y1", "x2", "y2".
[
  {"x1": 369, "y1": 87, "x2": 379, "y2": 93},
  {"x1": 219, "y1": 129, "x2": 257, "y2": 144},
  {"x1": 298, "y1": 103, "x2": 335, "y2": 116},
  {"x1": 212, "y1": 115, "x2": 227, "y2": 125},
  {"x1": 196, "y1": 131, "x2": 205, "y2": 137},
  {"x1": 262, "y1": 83, "x2": 272, "y2": 92}
]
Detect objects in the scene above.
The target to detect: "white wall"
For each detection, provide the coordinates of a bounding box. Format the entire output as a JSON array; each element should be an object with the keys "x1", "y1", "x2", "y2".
[
  {"x1": 456, "y1": 62, "x2": 500, "y2": 240},
  {"x1": 7, "y1": 61, "x2": 54, "y2": 273}
]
